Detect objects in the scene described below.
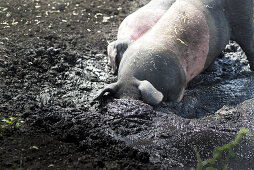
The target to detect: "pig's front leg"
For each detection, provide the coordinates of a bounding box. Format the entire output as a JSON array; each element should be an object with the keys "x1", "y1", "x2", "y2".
[
  {"x1": 107, "y1": 38, "x2": 132, "y2": 74},
  {"x1": 107, "y1": 39, "x2": 132, "y2": 74}
]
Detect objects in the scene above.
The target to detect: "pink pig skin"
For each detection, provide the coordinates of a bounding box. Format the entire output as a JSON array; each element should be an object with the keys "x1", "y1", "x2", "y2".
[
  {"x1": 107, "y1": 0, "x2": 176, "y2": 74},
  {"x1": 97, "y1": 0, "x2": 254, "y2": 105}
]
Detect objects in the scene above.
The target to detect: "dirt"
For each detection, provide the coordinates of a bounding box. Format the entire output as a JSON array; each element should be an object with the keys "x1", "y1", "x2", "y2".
[{"x1": 0, "y1": 0, "x2": 254, "y2": 169}]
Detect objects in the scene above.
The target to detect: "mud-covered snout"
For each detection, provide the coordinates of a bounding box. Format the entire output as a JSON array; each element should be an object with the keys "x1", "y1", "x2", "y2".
[
  {"x1": 94, "y1": 80, "x2": 164, "y2": 106},
  {"x1": 93, "y1": 82, "x2": 118, "y2": 101}
]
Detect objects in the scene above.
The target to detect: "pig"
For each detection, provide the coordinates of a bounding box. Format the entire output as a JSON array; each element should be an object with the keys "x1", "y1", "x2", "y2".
[
  {"x1": 107, "y1": 0, "x2": 176, "y2": 74},
  {"x1": 97, "y1": 0, "x2": 254, "y2": 105}
]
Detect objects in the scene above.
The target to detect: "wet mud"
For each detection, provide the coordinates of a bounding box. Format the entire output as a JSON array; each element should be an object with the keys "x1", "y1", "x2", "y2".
[{"x1": 0, "y1": 0, "x2": 254, "y2": 169}]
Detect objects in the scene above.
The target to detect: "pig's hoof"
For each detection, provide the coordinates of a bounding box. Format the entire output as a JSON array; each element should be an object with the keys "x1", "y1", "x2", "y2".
[{"x1": 107, "y1": 39, "x2": 131, "y2": 74}]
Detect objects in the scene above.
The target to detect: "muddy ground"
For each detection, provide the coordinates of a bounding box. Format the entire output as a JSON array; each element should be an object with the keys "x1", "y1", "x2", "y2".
[{"x1": 0, "y1": 0, "x2": 254, "y2": 169}]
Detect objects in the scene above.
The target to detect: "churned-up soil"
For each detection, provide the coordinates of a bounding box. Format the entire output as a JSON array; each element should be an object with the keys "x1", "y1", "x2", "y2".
[{"x1": 0, "y1": 0, "x2": 254, "y2": 169}]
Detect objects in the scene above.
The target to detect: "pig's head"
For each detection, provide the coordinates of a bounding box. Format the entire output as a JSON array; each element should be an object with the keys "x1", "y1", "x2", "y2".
[{"x1": 94, "y1": 79, "x2": 164, "y2": 105}]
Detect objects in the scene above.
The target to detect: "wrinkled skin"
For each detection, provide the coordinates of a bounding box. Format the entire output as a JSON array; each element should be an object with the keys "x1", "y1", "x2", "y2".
[{"x1": 99, "y1": 0, "x2": 254, "y2": 105}]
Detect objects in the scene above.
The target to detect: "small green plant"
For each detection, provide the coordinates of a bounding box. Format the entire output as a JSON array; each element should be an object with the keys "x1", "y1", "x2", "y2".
[
  {"x1": 192, "y1": 128, "x2": 254, "y2": 170},
  {"x1": 0, "y1": 116, "x2": 24, "y2": 136},
  {"x1": 14, "y1": 159, "x2": 23, "y2": 170}
]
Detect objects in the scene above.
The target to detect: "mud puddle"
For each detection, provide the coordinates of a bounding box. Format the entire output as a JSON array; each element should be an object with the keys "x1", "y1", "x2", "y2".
[{"x1": 1, "y1": 0, "x2": 254, "y2": 169}]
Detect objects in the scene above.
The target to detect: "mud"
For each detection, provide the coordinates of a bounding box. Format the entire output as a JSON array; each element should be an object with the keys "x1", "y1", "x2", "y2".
[{"x1": 0, "y1": 0, "x2": 254, "y2": 169}]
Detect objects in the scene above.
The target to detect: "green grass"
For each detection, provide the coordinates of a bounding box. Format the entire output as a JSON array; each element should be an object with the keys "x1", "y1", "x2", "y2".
[
  {"x1": 0, "y1": 116, "x2": 24, "y2": 136},
  {"x1": 192, "y1": 128, "x2": 253, "y2": 170}
]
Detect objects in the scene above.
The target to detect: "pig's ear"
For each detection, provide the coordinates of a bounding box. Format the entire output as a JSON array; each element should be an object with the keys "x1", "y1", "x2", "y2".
[
  {"x1": 138, "y1": 80, "x2": 163, "y2": 105},
  {"x1": 94, "y1": 83, "x2": 118, "y2": 101}
]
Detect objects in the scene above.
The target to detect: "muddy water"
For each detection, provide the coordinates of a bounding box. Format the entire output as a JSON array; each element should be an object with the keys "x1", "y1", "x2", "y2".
[
  {"x1": 99, "y1": 42, "x2": 254, "y2": 168},
  {"x1": 104, "y1": 98, "x2": 254, "y2": 168},
  {"x1": 32, "y1": 38, "x2": 254, "y2": 169},
  {"x1": 27, "y1": 7, "x2": 254, "y2": 169},
  {"x1": 34, "y1": 40, "x2": 254, "y2": 168},
  {"x1": 2, "y1": 0, "x2": 253, "y2": 169},
  {"x1": 33, "y1": 36, "x2": 254, "y2": 169}
]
